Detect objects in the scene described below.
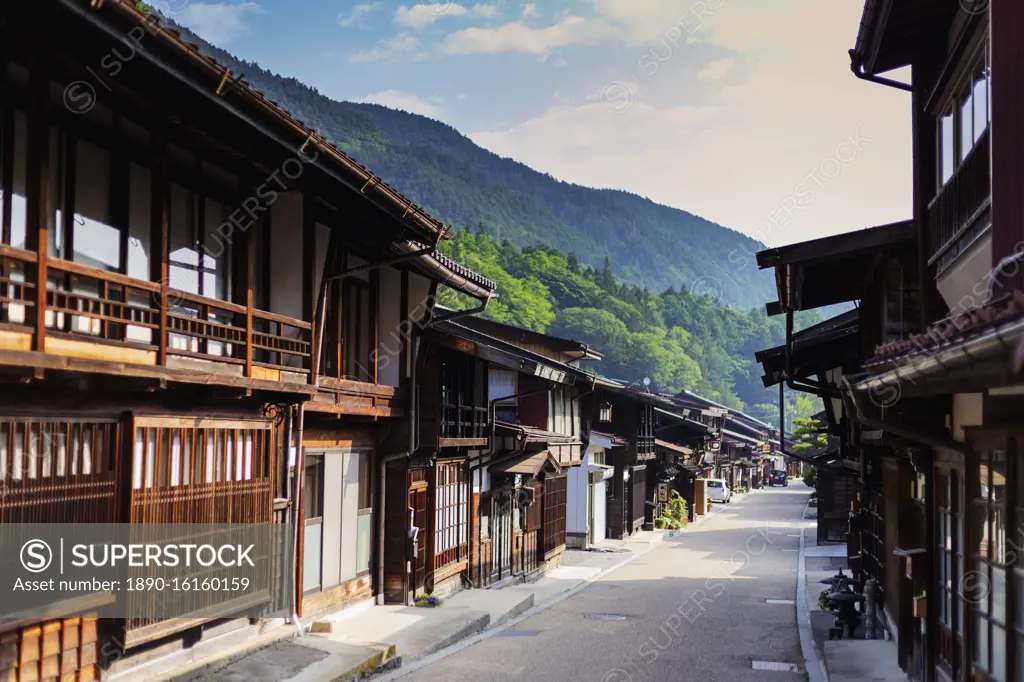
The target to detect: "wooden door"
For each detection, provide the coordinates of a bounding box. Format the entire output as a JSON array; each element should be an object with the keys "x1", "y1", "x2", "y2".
[
  {"x1": 382, "y1": 458, "x2": 409, "y2": 604},
  {"x1": 408, "y1": 469, "x2": 429, "y2": 597}
]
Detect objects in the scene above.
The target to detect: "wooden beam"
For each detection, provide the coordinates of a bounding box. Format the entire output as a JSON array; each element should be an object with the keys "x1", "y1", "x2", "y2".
[
  {"x1": 302, "y1": 194, "x2": 316, "y2": 382},
  {"x1": 0, "y1": 37, "x2": 12, "y2": 247},
  {"x1": 25, "y1": 45, "x2": 50, "y2": 352},
  {"x1": 399, "y1": 268, "x2": 409, "y2": 383},
  {"x1": 149, "y1": 133, "x2": 170, "y2": 366},
  {"x1": 370, "y1": 268, "x2": 379, "y2": 385}
]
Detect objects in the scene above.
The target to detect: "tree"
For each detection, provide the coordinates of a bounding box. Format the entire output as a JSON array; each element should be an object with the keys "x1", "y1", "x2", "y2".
[
  {"x1": 567, "y1": 252, "x2": 580, "y2": 273},
  {"x1": 791, "y1": 417, "x2": 828, "y2": 455}
]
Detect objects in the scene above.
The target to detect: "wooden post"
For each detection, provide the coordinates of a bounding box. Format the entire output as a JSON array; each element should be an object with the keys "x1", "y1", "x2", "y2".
[
  {"x1": 400, "y1": 269, "x2": 409, "y2": 382},
  {"x1": 991, "y1": 1, "x2": 1024, "y2": 288},
  {"x1": 370, "y1": 268, "x2": 380, "y2": 384},
  {"x1": 302, "y1": 195, "x2": 316, "y2": 382},
  {"x1": 150, "y1": 133, "x2": 170, "y2": 365},
  {"x1": 0, "y1": 37, "x2": 11, "y2": 246},
  {"x1": 25, "y1": 47, "x2": 50, "y2": 352}
]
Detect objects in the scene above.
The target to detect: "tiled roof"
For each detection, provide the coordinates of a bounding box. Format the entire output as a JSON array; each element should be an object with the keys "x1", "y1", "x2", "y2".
[{"x1": 869, "y1": 290, "x2": 1024, "y2": 365}]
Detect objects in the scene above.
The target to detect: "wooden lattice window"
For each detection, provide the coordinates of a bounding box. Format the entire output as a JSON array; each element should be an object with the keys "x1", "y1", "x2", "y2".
[
  {"x1": 0, "y1": 418, "x2": 119, "y2": 523},
  {"x1": 434, "y1": 460, "x2": 468, "y2": 570},
  {"x1": 543, "y1": 474, "x2": 567, "y2": 555}
]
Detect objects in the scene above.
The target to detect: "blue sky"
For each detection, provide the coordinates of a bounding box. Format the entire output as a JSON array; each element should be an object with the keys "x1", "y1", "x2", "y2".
[{"x1": 171, "y1": 1, "x2": 913, "y2": 246}]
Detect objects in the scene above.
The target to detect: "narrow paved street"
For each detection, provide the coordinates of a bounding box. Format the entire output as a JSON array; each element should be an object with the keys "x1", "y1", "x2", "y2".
[{"x1": 392, "y1": 483, "x2": 812, "y2": 682}]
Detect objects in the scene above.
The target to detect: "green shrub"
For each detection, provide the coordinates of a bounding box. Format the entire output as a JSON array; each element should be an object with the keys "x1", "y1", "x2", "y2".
[
  {"x1": 818, "y1": 589, "x2": 832, "y2": 611},
  {"x1": 802, "y1": 466, "x2": 818, "y2": 488}
]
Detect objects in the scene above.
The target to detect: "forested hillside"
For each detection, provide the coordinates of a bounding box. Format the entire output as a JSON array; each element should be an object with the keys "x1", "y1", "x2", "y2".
[
  {"x1": 436, "y1": 230, "x2": 821, "y2": 427},
  {"x1": 165, "y1": 20, "x2": 821, "y2": 427},
  {"x1": 169, "y1": 23, "x2": 775, "y2": 312}
]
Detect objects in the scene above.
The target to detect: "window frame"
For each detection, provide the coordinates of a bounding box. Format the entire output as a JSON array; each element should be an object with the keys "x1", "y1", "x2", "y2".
[
  {"x1": 965, "y1": 428, "x2": 1021, "y2": 682},
  {"x1": 936, "y1": 41, "x2": 991, "y2": 191}
]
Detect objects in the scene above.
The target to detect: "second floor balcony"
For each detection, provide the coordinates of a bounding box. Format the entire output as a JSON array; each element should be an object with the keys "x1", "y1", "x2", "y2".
[{"x1": 0, "y1": 243, "x2": 314, "y2": 395}]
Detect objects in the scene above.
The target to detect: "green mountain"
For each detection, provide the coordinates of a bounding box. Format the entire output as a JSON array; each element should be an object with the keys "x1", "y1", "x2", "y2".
[
  {"x1": 166, "y1": 22, "x2": 825, "y2": 426},
  {"x1": 169, "y1": 24, "x2": 775, "y2": 312}
]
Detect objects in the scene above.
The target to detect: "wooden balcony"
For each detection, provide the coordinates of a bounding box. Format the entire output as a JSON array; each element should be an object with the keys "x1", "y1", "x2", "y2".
[
  {"x1": 0, "y1": 245, "x2": 314, "y2": 395},
  {"x1": 928, "y1": 128, "x2": 991, "y2": 271},
  {"x1": 439, "y1": 403, "x2": 488, "y2": 447}
]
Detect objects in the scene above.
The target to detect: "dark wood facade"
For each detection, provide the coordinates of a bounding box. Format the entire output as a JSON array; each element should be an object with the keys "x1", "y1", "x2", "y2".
[{"x1": 0, "y1": 1, "x2": 498, "y2": 678}]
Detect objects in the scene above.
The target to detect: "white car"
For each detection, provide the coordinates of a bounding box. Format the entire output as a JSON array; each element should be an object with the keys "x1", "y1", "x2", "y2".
[{"x1": 706, "y1": 479, "x2": 731, "y2": 504}]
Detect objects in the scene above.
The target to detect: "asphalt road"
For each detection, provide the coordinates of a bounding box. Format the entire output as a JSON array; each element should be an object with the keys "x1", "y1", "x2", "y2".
[{"x1": 396, "y1": 482, "x2": 812, "y2": 682}]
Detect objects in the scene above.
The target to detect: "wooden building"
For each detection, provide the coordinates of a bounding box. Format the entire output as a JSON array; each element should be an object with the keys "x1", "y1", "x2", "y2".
[
  {"x1": 0, "y1": 1, "x2": 496, "y2": 679},
  {"x1": 756, "y1": 2, "x2": 1024, "y2": 679},
  {"x1": 425, "y1": 317, "x2": 597, "y2": 587}
]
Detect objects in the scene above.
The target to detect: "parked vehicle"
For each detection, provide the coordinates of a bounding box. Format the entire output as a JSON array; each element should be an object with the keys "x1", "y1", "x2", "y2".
[
  {"x1": 770, "y1": 470, "x2": 788, "y2": 487},
  {"x1": 706, "y1": 479, "x2": 731, "y2": 503}
]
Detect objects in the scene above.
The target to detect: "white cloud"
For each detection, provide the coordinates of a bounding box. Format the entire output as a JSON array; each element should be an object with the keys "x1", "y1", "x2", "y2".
[
  {"x1": 552, "y1": 57, "x2": 569, "y2": 68},
  {"x1": 473, "y1": 3, "x2": 502, "y2": 19},
  {"x1": 338, "y1": 2, "x2": 382, "y2": 28},
  {"x1": 698, "y1": 57, "x2": 735, "y2": 81},
  {"x1": 470, "y1": 1, "x2": 912, "y2": 248},
  {"x1": 176, "y1": 2, "x2": 262, "y2": 46},
  {"x1": 439, "y1": 15, "x2": 618, "y2": 56},
  {"x1": 354, "y1": 90, "x2": 446, "y2": 120},
  {"x1": 349, "y1": 33, "x2": 423, "y2": 63},
  {"x1": 521, "y1": 3, "x2": 540, "y2": 19},
  {"x1": 396, "y1": 3, "x2": 466, "y2": 29}
]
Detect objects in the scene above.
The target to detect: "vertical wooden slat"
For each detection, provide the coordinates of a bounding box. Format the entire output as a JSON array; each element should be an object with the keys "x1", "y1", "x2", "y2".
[
  {"x1": 302, "y1": 195, "x2": 316, "y2": 380},
  {"x1": 370, "y1": 268, "x2": 379, "y2": 384},
  {"x1": 0, "y1": 36, "x2": 12, "y2": 246},
  {"x1": 399, "y1": 268, "x2": 409, "y2": 382},
  {"x1": 25, "y1": 43, "x2": 50, "y2": 352},
  {"x1": 150, "y1": 133, "x2": 169, "y2": 366}
]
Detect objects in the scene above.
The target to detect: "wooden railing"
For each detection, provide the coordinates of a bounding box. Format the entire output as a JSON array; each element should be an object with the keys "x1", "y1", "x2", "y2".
[
  {"x1": 0, "y1": 248, "x2": 312, "y2": 382},
  {"x1": 439, "y1": 404, "x2": 488, "y2": 440},
  {"x1": 928, "y1": 128, "x2": 991, "y2": 267}
]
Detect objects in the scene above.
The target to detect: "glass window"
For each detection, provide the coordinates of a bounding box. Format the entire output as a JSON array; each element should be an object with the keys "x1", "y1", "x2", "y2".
[
  {"x1": 72, "y1": 140, "x2": 120, "y2": 272},
  {"x1": 971, "y1": 443, "x2": 1009, "y2": 681},
  {"x1": 2, "y1": 111, "x2": 29, "y2": 249},
  {"x1": 973, "y1": 62, "x2": 988, "y2": 144},
  {"x1": 303, "y1": 453, "x2": 324, "y2": 593},
  {"x1": 960, "y1": 84, "x2": 974, "y2": 164}
]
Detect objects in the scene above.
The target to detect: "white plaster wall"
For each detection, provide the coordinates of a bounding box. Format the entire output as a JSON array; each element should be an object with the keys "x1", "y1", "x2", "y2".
[
  {"x1": 269, "y1": 192, "x2": 304, "y2": 320},
  {"x1": 378, "y1": 266, "x2": 402, "y2": 387},
  {"x1": 952, "y1": 393, "x2": 983, "y2": 442},
  {"x1": 937, "y1": 232, "x2": 993, "y2": 313}
]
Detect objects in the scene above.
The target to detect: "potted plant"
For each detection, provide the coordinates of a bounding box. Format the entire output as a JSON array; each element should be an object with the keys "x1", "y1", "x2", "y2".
[{"x1": 414, "y1": 593, "x2": 442, "y2": 608}]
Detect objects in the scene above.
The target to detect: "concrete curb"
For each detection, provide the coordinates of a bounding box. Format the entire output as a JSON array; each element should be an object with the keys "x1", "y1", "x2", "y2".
[
  {"x1": 798, "y1": 498, "x2": 828, "y2": 682},
  {"x1": 324, "y1": 644, "x2": 400, "y2": 682},
  {"x1": 412, "y1": 613, "x2": 491, "y2": 660}
]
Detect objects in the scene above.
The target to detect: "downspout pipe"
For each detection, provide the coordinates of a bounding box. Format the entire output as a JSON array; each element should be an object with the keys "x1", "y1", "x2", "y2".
[
  {"x1": 292, "y1": 403, "x2": 306, "y2": 635},
  {"x1": 849, "y1": 50, "x2": 913, "y2": 92}
]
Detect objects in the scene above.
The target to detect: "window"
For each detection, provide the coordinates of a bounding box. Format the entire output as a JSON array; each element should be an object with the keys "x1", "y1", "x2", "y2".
[
  {"x1": 303, "y1": 453, "x2": 325, "y2": 594},
  {"x1": 543, "y1": 474, "x2": 567, "y2": 555},
  {"x1": 970, "y1": 445, "x2": 1008, "y2": 681},
  {"x1": 434, "y1": 460, "x2": 468, "y2": 570},
  {"x1": 356, "y1": 451, "x2": 372, "y2": 575},
  {"x1": 937, "y1": 469, "x2": 964, "y2": 676},
  {"x1": 0, "y1": 110, "x2": 28, "y2": 249},
  {"x1": 598, "y1": 403, "x2": 613, "y2": 423},
  {"x1": 489, "y1": 369, "x2": 518, "y2": 423},
  {"x1": 938, "y1": 45, "x2": 990, "y2": 189}
]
